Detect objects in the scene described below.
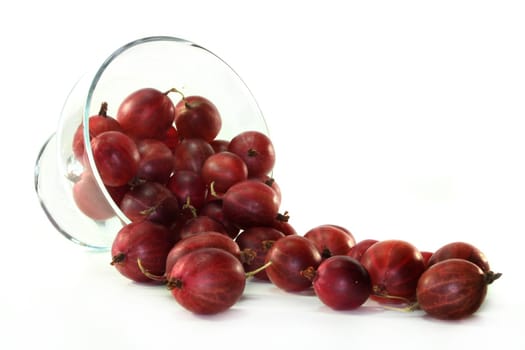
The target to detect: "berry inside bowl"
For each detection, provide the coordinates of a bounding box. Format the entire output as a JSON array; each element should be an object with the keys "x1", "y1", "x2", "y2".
[{"x1": 34, "y1": 36, "x2": 269, "y2": 250}]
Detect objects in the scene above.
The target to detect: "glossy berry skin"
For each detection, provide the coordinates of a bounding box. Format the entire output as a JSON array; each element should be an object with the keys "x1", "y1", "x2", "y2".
[
  {"x1": 72, "y1": 170, "x2": 115, "y2": 221},
  {"x1": 264, "y1": 235, "x2": 322, "y2": 292},
  {"x1": 427, "y1": 241, "x2": 490, "y2": 272},
  {"x1": 90, "y1": 131, "x2": 140, "y2": 187},
  {"x1": 178, "y1": 216, "x2": 229, "y2": 240},
  {"x1": 271, "y1": 216, "x2": 298, "y2": 236},
  {"x1": 165, "y1": 232, "x2": 241, "y2": 277},
  {"x1": 222, "y1": 179, "x2": 281, "y2": 229},
  {"x1": 253, "y1": 175, "x2": 282, "y2": 204},
  {"x1": 161, "y1": 126, "x2": 180, "y2": 153},
  {"x1": 119, "y1": 182, "x2": 179, "y2": 227},
  {"x1": 174, "y1": 95, "x2": 222, "y2": 142},
  {"x1": 313, "y1": 255, "x2": 371, "y2": 310},
  {"x1": 199, "y1": 200, "x2": 240, "y2": 238},
  {"x1": 210, "y1": 139, "x2": 230, "y2": 153},
  {"x1": 346, "y1": 239, "x2": 379, "y2": 262},
  {"x1": 360, "y1": 240, "x2": 426, "y2": 304},
  {"x1": 304, "y1": 224, "x2": 356, "y2": 259},
  {"x1": 72, "y1": 102, "x2": 122, "y2": 162},
  {"x1": 116, "y1": 88, "x2": 175, "y2": 140},
  {"x1": 421, "y1": 251, "x2": 433, "y2": 268},
  {"x1": 173, "y1": 138, "x2": 215, "y2": 173},
  {"x1": 416, "y1": 259, "x2": 500, "y2": 319},
  {"x1": 110, "y1": 221, "x2": 172, "y2": 283},
  {"x1": 167, "y1": 170, "x2": 207, "y2": 212},
  {"x1": 235, "y1": 226, "x2": 285, "y2": 280},
  {"x1": 105, "y1": 183, "x2": 130, "y2": 207},
  {"x1": 228, "y1": 131, "x2": 275, "y2": 177},
  {"x1": 135, "y1": 139, "x2": 174, "y2": 184},
  {"x1": 201, "y1": 151, "x2": 248, "y2": 193},
  {"x1": 167, "y1": 248, "x2": 246, "y2": 315}
]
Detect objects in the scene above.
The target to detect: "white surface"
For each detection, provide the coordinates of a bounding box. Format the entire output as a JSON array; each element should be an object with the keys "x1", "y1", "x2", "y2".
[{"x1": 2, "y1": 1, "x2": 524, "y2": 349}]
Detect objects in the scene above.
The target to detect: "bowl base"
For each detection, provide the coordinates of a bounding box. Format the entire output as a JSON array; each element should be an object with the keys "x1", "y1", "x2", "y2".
[{"x1": 34, "y1": 133, "x2": 120, "y2": 251}]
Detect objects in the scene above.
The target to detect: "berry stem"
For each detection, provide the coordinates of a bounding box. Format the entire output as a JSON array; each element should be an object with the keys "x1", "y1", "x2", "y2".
[
  {"x1": 165, "y1": 87, "x2": 185, "y2": 98},
  {"x1": 372, "y1": 286, "x2": 413, "y2": 304},
  {"x1": 245, "y1": 261, "x2": 273, "y2": 278},
  {"x1": 137, "y1": 259, "x2": 167, "y2": 283},
  {"x1": 209, "y1": 181, "x2": 219, "y2": 198},
  {"x1": 99, "y1": 102, "x2": 108, "y2": 117},
  {"x1": 240, "y1": 248, "x2": 257, "y2": 265},
  {"x1": 139, "y1": 204, "x2": 159, "y2": 217},
  {"x1": 165, "y1": 87, "x2": 188, "y2": 107},
  {"x1": 166, "y1": 278, "x2": 183, "y2": 290},
  {"x1": 300, "y1": 266, "x2": 316, "y2": 281},
  {"x1": 264, "y1": 178, "x2": 275, "y2": 187},
  {"x1": 485, "y1": 271, "x2": 502, "y2": 285},
  {"x1": 182, "y1": 197, "x2": 198, "y2": 218},
  {"x1": 275, "y1": 211, "x2": 290, "y2": 222},
  {"x1": 382, "y1": 302, "x2": 420, "y2": 313},
  {"x1": 165, "y1": 87, "x2": 194, "y2": 109},
  {"x1": 110, "y1": 253, "x2": 125, "y2": 266},
  {"x1": 262, "y1": 239, "x2": 276, "y2": 252}
]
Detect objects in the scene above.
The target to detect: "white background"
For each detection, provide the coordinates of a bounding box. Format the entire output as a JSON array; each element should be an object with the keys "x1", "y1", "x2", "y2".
[{"x1": 1, "y1": 1, "x2": 524, "y2": 349}]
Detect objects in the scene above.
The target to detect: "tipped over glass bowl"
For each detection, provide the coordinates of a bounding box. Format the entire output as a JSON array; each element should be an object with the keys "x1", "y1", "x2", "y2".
[{"x1": 34, "y1": 36, "x2": 269, "y2": 250}]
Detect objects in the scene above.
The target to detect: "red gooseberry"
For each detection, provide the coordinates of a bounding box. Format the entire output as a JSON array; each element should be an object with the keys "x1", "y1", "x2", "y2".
[
  {"x1": 264, "y1": 235, "x2": 322, "y2": 292},
  {"x1": 167, "y1": 248, "x2": 246, "y2": 314},
  {"x1": 313, "y1": 255, "x2": 371, "y2": 310},
  {"x1": 416, "y1": 258, "x2": 501, "y2": 319},
  {"x1": 360, "y1": 239, "x2": 426, "y2": 304},
  {"x1": 110, "y1": 221, "x2": 172, "y2": 283}
]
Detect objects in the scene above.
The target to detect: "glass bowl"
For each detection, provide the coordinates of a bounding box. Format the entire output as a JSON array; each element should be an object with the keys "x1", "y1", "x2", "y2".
[{"x1": 34, "y1": 36, "x2": 269, "y2": 250}]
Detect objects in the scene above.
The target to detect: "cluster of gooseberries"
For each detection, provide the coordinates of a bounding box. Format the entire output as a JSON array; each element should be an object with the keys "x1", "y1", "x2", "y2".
[{"x1": 71, "y1": 87, "x2": 501, "y2": 319}]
